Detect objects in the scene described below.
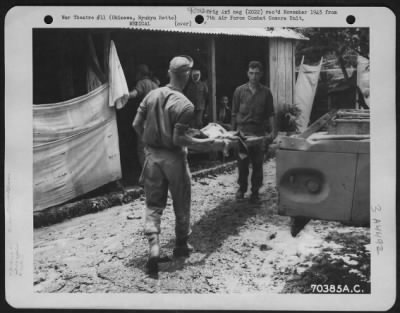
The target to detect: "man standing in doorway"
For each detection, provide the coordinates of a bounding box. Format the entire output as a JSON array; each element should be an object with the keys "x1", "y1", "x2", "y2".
[
  {"x1": 218, "y1": 95, "x2": 232, "y2": 125},
  {"x1": 184, "y1": 69, "x2": 208, "y2": 128},
  {"x1": 231, "y1": 61, "x2": 277, "y2": 203},
  {"x1": 132, "y1": 56, "x2": 214, "y2": 278},
  {"x1": 129, "y1": 64, "x2": 159, "y2": 168}
]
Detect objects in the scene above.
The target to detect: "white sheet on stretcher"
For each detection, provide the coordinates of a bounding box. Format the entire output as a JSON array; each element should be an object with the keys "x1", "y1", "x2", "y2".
[
  {"x1": 201, "y1": 123, "x2": 240, "y2": 156},
  {"x1": 190, "y1": 123, "x2": 265, "y2": 157}
]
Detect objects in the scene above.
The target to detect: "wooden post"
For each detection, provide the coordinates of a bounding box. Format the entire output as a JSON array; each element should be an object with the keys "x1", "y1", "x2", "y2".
[
  {"x1": 270, "y1": 38, "x2": 299, "y2": 131},
  {"x1": 207, "y1": 36, "x2": 217, "y2": 122},
  {"x1": 292, "y1": 40, "x2": 297, "y2": 106},
  {"x1": 284, "y1": 40, "x2": 293, "y2": 110},
  {"x1": 269, "y1": 38, "x2": 280, "y2": 130},
  {"x1": 265, "y1": 38, "x2": 270, "y2": 87}
]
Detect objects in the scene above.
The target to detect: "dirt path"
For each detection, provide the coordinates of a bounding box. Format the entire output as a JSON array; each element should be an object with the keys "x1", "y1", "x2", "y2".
[{"x1": 34, "y1": 159, "x2": 370, "y2": 293}]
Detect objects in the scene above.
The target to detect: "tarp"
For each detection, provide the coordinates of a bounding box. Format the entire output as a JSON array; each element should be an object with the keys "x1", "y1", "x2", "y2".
[
  {"x1": 33, "y1": 84, "x2": 122, "y2": 211},
  {"x1": 33, "y1": 40, "x2": 129, "y2": 211},
  {"x1": 294, "y1": 57, "x2": 323, "y2": 132},
  {"x1": 34, "y1": 84, "x2": 113, "y2": 144}
]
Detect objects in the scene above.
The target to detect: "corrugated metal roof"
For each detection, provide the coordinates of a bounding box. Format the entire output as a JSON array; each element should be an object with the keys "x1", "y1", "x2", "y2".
[
  {"x1": 127, "y1": 27, "x2": 308, "y2": 40},
  {"x1": 264, "y1": 28, "x2": 309, "y2": 40}
]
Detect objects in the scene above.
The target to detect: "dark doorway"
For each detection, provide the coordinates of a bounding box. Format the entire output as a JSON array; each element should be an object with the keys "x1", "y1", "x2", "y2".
[{"x1": 215, "y1": 36, "x2": 268, "y2": 103}]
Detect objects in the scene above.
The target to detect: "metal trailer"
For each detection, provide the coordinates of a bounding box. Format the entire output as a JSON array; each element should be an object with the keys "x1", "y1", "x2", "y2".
[{"x1": 276, "y1": 109, "x2": 370, "y2": 236}]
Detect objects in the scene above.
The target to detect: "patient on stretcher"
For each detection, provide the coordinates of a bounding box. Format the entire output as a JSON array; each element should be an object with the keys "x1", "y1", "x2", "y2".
[{"x1": 187, "y1": 123, "x2": 265, "y2": 158}]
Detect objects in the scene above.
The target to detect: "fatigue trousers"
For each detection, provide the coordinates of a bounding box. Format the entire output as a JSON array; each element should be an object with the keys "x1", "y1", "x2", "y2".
[
  {"x1": 237, "y1": 144, "x2": 264, "y2": 194},
  {"x1": 141, "y1": 147, "x2": 191, "y2": 242}
]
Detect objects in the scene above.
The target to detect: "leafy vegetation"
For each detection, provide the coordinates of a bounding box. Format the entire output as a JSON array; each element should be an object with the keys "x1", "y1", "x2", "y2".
[{"x1": 294, "y1": 28, "x2": 369, "y2": 68}]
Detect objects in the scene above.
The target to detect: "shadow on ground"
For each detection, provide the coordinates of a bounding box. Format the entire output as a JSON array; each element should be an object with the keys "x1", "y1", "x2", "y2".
[
  {"x1": 164, "y1": 197, "x2": 264, "y2": 271},
  {"x1": 125, "y1": 197, "x2": 264, "y2": 275},
  {"x1": 190, "y1": 199, "x2": 261, "y2": 254}
]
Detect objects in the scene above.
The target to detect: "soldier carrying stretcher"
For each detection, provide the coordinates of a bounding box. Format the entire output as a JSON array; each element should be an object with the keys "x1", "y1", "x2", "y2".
[
  {"x1": 132, "y1": 55, "x2": 214, "y2": 278},
  {"x1": 231, "y1": 61, "x2": 277, "y2": 203}
]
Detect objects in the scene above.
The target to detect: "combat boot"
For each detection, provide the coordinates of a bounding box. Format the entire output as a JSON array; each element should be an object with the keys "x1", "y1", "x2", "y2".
[
  {"x1": 173, "y1": 237, "x2": 193, "y2": 258},
  {"x1": 249, "y1": 191, "x2": 261, "y2": 204},
  {"x1": 235, "y1": 189, "x2": 245, "y2": 200},
  {"x1": 146, "y1": 233, "x2": 160, "y2": 278}
]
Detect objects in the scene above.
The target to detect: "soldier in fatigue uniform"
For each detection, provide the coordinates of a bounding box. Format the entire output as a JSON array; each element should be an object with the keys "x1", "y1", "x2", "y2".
[
  {"x1": 231, "y1": 61, "x2": 277, "y2": 203},
  {"x1": 132, "y1": 56, "x2": 214, "y2": 278},
  {"x1": 184, "y1": 69, "x2": 208, "y2": 128}
]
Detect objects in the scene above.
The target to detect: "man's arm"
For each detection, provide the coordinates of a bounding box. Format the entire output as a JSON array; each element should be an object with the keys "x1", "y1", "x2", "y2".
[
  {"x1": 172, "y1": 105, "x2": 214, "y2": 147},
  {"x1": 204, "y1": 82, "x2": 209, "y2": 99},
  {"x1": 231, "y1": 88, "x2": 240, "y2": 130},
  {"x1": 266, "y1": 90, "x2": 277, "y2": 141},
  {"x1": 132, "y1": 111, "x2": 144, "y2": 138},
  {"x1": 129, "y1": 89, "x2": 138, "y2": 99},
  {"x1": 132, "y1": 98, "x2": 147, "y2": 137},
  {"x1": 269, "y1": 116, "x2": 277, "y2": 139},
  {"x1": 129, "y1": 80, "x2": 145, "y2": 99},
  {"x1": 203, "y1": 82, "x2": 209, "y2": 118},
  {"x1": 173, "y1": 127, "x2": 215, "y2": 147}
]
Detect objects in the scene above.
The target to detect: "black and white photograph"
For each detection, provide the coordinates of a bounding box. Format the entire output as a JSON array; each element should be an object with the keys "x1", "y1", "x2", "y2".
[{"x1": 4, "y1": 6, "x2": 396, "y2": 310}]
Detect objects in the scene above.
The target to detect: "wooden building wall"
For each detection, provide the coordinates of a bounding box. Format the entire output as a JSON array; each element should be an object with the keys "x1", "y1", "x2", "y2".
[{"x1": 269, "y1": 38, "x2": 296, "y2": 126}]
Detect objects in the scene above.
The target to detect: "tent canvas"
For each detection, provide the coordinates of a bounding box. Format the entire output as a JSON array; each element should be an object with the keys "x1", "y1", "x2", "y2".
[
  {"x1": 294, "y1": 57, "x2": 323, "y2": 132},
  {"x1": 33, "y1": 40, "x2": 128, "y2": 211}
]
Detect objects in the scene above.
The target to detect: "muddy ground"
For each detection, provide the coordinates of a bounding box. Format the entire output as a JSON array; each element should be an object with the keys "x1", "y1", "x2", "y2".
[{"x1": 34, "y1": 159, "x2": 370, "y2": 294}]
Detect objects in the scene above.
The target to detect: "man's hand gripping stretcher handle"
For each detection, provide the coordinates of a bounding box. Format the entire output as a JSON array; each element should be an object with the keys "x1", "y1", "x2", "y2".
[{"x1": 173, "y1": 127, "x2": 216, "y2": 148}]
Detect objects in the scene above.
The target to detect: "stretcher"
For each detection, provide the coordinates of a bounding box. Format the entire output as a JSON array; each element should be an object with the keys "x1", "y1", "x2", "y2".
[{"x1": 188, "y1": 123, "x2": 267, "y2": 156}]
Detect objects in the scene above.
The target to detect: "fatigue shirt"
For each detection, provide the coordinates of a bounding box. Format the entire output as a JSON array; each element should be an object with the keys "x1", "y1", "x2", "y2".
[
  {"x1": 136, "y1": 85, "x2": 194, "y2": 152},
  {"x1": 232, "y1": 83, "x2": 274, "y2": 136},
  {"x1": 135, "y1": 77, "x2": 159, "y2": 101},
  {"x1": 185, "y1": 80, "x2": 208, "y2": 111}
]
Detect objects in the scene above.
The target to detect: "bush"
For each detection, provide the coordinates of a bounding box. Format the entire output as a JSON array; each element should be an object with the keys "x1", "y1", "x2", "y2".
[{"x1": 279, "y1": 104, "x2": 302, "y2": 133}]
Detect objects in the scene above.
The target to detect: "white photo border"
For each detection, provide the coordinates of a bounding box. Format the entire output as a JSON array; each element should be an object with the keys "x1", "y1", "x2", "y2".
[{"x1": 4, "y1": 6, "x2": 396, "y2": 310}]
